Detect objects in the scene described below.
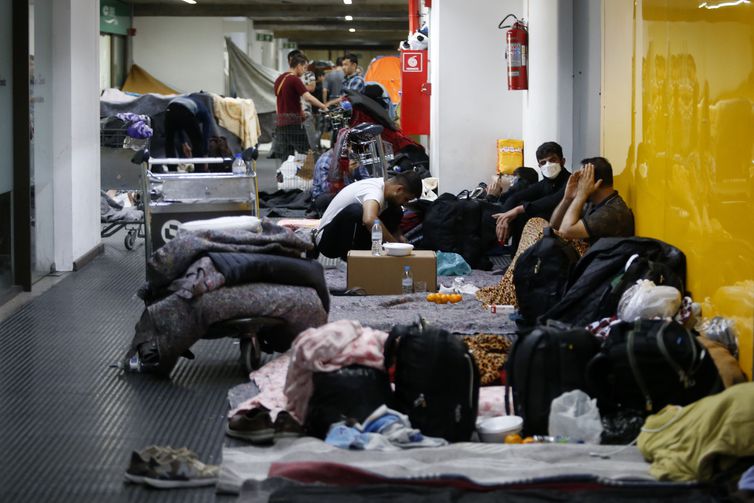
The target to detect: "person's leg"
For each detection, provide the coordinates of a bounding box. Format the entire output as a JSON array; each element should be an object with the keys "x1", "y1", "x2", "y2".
[
  {"x1": 292, "y1": 124, "x2": 311, "y2": 155},
  {"x1": 317, "y1": 203, "x2": 368, "y2": 260},
  {"x1": 164, "y1": 107, "x2": 178, "y2": 159},
  {"x1": 313, "y1": 193, "x2": 335, "y2": 217}
]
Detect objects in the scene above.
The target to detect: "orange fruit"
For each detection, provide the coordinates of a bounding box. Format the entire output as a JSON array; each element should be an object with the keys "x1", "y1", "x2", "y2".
[
  {"x1": 450, "y1": 294, "x2": 462, "y2": 303},
  {"x1": 426, "y1": 293, "x2": 436, "y2": 302},
  {"x1": 522, "y1": 437, "x2": 536, "y2": 444},
  {"x1": 504, "y1": 433, "x2": 522, "y2": 444},
  {"x1": 436, "y1": 294, "x2": 448, "y2": 304}
]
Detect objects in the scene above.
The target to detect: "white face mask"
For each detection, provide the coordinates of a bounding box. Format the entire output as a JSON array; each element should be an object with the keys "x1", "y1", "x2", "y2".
[{"x1": 540, "y1": 161, "x2": 562, "y2": 179}]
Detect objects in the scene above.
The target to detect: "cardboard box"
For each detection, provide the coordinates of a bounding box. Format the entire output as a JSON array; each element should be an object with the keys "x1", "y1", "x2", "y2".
[
  {"x1": 347, "y1": 250, "x2": 437, "y2": 295},
  {"x1": 496, "y1": 139, "x2": 524, "y2": 175}
]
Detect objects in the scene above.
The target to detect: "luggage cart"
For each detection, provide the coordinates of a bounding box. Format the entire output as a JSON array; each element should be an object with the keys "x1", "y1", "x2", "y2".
[{"x1": 100, "y1": 120, "x2": 149, "y2": 250}]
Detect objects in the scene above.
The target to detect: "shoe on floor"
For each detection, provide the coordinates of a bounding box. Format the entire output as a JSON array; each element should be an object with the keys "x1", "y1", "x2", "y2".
[
  {"x1": 273, "y1": 411, "x2": 304, "y2": 439},
  {"x1": 226, "y1": 407, "x2": 275, "y2": 443},
  {"x1": 125, "y1": 446, "x2": 218, "y2": 489}
]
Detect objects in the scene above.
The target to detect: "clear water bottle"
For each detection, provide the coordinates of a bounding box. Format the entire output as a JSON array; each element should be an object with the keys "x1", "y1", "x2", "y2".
[
  {"x1": 401, "y1": 266, "x2": 413, "y2": 294},
  {"x1": 371, "y1": 219, "x2": 382, "y2": 256},
  {"x1": 232, "y1": 153, "x2": 246, "y2": 175}
]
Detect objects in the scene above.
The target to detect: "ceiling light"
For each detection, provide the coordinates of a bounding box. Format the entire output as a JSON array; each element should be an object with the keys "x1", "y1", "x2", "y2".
[
  {"x1": 182, "y1": 0, "x2": 197, "y2": 4},
  {"x1": 343, "y1": 0, "x2": 352, "y2": 4},
  {"x1": 345, "y1": 15, "x2": 354, "y2": 21},
  {"x1": 348, "y1": 28, "x2": 356, "y2": 32},
  {"x1": 698, "y1": 0, "x2": 750, "y2": 8}
]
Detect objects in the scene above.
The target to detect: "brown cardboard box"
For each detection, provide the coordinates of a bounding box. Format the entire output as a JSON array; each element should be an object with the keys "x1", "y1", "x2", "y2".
[{"x1": 347, "y1": 250, "x2": 437, "y2": 295}]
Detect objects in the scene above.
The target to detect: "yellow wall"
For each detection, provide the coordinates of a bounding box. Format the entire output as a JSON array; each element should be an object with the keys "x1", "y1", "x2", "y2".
[{"x1": 603, "y1": 0, "x2": 754, "y2": 378}]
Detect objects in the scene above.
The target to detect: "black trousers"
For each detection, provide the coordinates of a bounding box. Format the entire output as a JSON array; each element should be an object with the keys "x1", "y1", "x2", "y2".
[
  {"x1": 318, "y1": 203, "x2": 402, "y2": 261},
  {"x1": 164, "y1": 103, "x2": 205, "y2": 159}
]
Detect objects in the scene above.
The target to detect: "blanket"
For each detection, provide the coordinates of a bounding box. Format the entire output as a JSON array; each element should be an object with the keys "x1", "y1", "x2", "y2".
[{"x1": 211, "y1": 94, "x2": 261, "y2": 148}]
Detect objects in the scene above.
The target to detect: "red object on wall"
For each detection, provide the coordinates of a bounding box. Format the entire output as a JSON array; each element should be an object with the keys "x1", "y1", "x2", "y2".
[{"x1": 400, "y1": 50, "x2": 430, "y2": 135}]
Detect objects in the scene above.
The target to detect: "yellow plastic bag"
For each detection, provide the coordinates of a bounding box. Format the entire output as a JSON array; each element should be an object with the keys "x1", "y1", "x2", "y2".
[{"x1": 497, "y1": 139, "x2": 524, "y2": 175}]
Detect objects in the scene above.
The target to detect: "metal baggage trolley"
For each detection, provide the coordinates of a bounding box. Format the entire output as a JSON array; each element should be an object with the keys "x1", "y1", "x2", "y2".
[{"x1": 100, "y1": 119, "x2": 149, "y2": 250}]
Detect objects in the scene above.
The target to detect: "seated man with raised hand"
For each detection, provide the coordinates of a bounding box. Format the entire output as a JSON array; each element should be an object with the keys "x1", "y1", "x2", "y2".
[
  {"x1": 315, "y1": 171, "x2": 423, "y2": 261},
  {"x1": 550, "y1": 156, "x2": 635, "y2": 244}
]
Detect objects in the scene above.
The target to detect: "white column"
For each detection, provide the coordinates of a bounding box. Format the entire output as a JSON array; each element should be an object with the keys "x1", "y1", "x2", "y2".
[
  {"x1": 522, "y1": 0, "x2": 574, "y2": 170},
  {"x1": 429, "y1": 0, "x2": 524, "y2": 195},
  {"x1": 53, "y1": 0, "x2": 101, "y2": 270}
]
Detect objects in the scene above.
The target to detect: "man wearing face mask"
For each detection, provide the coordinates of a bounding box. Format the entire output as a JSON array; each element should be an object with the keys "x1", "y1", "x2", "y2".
[
  {"x1": 491, "y1": 141, "x2": 571, "y2": 250},
  {"x1": 550, "y1": 156, "x2": 634, "y2": 244}
]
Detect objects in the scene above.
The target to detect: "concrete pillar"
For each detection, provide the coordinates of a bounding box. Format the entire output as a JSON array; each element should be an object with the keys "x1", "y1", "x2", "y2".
[
  {"x1": 522, "y1": 0, "x2": 574, "y2": 170},
  {"x1": 429, "y1": 0, "x2": 524, "y2": 195},
  {"x1": 52, "y1": 0, "x2": 101, "y2": 270}
]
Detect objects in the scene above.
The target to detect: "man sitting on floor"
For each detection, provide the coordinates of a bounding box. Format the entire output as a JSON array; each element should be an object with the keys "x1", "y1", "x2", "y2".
[
  {"x1": 315, "y1": 171, "x2": 423, "y2": 260},
  {"x1": 549, "y1": 156, "x2": 635, "y2": 244},
  {"x1": 491, "y1": 141, "x2": 571, "y2": 251},
  {"x1": 308, "y1": 146, "x2": 369, "y2": 218}
]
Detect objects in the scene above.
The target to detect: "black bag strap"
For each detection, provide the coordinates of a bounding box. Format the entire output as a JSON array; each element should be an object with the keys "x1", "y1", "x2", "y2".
[
  {"x1": 655, "y1": 321, "x2": 698, "y2": 388},
  {"x1": 627, "y1": 320, "x2": 656, "y2": 412},
  {"x1": 383, "y1": 331, "x2": 402, "y2": 370}
]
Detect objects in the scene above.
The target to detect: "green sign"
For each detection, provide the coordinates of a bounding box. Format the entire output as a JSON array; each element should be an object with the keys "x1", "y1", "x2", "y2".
[
  {"x1": 100, "y1": 0, "x2": 130, "y2": 36},
  {"x1": 256, "y1": 33, "x2": 273, "y2": 42},
  {"x1": 282, "y1": 42, "x2": 298, "y2": 49}
]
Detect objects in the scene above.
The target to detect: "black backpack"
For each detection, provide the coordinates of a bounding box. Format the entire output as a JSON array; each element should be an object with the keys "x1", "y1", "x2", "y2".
[
  {"x1": 305, "y1": 365, "x2": 393, "y2": 439},
  {"x1": 384, "y1": 319, "x2": 480, "y2": 442},
  {"x1": 506, "y1": 323, "x2": 601, "y2": 436},
  {"x1": 513, "y1": 227, "x2": 581, "y2": 326},
  {"x1": 586, "y1": 319, "x2": 723, "y2": 415}
]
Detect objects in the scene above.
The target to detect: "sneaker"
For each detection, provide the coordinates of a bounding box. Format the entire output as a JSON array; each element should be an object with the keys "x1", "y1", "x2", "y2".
[
  {"x1": 125, "y1": 446, "x2": 218, "y2": 489},
  {"x1": 273, "y1": 411, "x2": 304, "y2": 439},
  {"x1": 226, "y1": 408, "x2": 275, "y2": 443}
]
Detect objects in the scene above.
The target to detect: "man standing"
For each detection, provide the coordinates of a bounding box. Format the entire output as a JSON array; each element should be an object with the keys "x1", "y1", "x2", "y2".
[
  {"x1": 316, "y1": 171, "x2": 422, "y2": 260},
  {"x1": 322, "y1": 57, "x2": 344, "y2": 102},
  {"x1": 341, "y1": 53, "x2": 366, "y2": 95},
  {"x1": 550, "y1": 157, "x2": 634, "y2": 244},
  {"x1": 274, "y1": 54, "x2": 328, "y2": 158}
]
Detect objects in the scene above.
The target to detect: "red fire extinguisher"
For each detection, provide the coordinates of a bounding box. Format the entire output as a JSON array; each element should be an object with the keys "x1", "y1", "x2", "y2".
[{"x1": 499, "y1": 14, "x2": 528, "y2": 90}]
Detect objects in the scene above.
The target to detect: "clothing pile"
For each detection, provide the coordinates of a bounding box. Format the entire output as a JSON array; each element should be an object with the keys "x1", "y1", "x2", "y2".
[{"x1": 124, "y1": 218, "x2": 328, "y2": 376}]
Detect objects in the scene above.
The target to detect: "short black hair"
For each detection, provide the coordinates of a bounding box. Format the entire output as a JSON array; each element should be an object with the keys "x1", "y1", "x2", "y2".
[
  {"x1": 289, "y1": 54, "x2": 308, "y2": 69},
  {"x1": 391, "y1": 170, "x2": 423, "y2": 198},
  {"x1": 343, "y1": 53, "x2": 358, "y2": 65},
  {"x1": 581, "y1": 156, "x2": 613, "y2": 186},
  {"x1": 335, "y1": 57, "x2": 344, "y2": 66},
  {"x1": 287, "y1": 49, "x2": 304, "y2": 63},
  {"x1": 535, "y1": 141, "x2": 564, "y2": 162},
  {"x1": 513, "y1": 166, "x2": 539, "y2": 186}
]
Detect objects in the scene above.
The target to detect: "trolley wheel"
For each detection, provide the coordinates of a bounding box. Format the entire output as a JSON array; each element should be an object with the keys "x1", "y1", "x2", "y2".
[
  {"x1": 239, "y1": 335, "x2": 262, "y2": 374},
  {"x1": 124, "y1": 229, "x2": 137, "y2": 250}
]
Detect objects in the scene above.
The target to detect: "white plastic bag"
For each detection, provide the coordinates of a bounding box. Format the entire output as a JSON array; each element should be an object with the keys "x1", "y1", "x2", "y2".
[
  {"x1": 617, "y1": 279, "x2": 682, "y2": 321},
  {"x1": 548, "y1": 390, "x2": 603, "y2": 444}
]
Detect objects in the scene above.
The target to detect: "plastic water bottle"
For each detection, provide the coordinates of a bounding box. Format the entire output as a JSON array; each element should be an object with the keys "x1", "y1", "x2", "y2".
[
  {"x1": 232, "y1": 153, "x2": 246, "y2": 175},
  {"x1": 401, "y1": 266, "x2": 413, "y2": 294},
  {"x1": 371, "y1": 219, "x2": 382, "y2": 256}
]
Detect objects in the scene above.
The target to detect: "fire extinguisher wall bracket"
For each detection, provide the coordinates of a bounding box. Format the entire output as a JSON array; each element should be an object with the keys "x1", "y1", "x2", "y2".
[{"x1": 499, "y1": 15, "x2": 528, "y2": 91}]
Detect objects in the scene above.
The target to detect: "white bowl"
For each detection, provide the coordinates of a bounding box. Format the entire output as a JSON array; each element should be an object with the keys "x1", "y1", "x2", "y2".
[
  {"x1": 382, "y1": 243, "x2": 414, "y2": 257},
  {"x1": 477, "y1": 415, "x2": 523, "y2": 443}
]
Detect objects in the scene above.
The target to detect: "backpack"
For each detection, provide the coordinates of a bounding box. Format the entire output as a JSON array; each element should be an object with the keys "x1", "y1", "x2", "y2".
[
  {"x1": 586, "y1": 319, "x2": 723, "y2": 415},
  {"x1": 305, "y1": 365, "x2": 393, "y2": 439},
  {"x1": 541, "y1": 237, "x2": 687, "y2": 327},
  {"x1": 384, "y1": 319, "x2": 480, "y2": 442},
  {"x1": 513, "y1": 227, "x2": 581, "y2": 326},
  {"x1": 506, "y1": 322, "x2": 601, "y2": 436}
]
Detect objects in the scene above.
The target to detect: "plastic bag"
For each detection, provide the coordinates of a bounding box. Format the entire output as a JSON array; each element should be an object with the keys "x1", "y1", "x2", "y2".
[
  {"x1": 548, "y1": 390, "x2": 603, "y2": 444},
  {"x1": 699, "y1": 316, "x2": 739, "y2": 358},
  {"x1": 437, "y1": 251, "x2": 472, "y2": 276},
  {"x1": 617, "y1": 279, "x2": 682, "y2": 321}
]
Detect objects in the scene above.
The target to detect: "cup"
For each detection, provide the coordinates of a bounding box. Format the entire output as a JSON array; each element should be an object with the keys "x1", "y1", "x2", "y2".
[{"x1": 414, "y1": 281, "x2": 427, "y2": 293}]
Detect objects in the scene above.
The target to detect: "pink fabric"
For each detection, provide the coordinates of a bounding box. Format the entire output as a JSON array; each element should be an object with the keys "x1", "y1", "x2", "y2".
[
  {"x1": 285, "y1": 320, "x2": 389, "y2": 421},
  {"x1": 230, "y1": 352, "x2": 291, "y2": 420},
  {"x1": 477, "y1": 386, "x2": 510, "y2": 418}
]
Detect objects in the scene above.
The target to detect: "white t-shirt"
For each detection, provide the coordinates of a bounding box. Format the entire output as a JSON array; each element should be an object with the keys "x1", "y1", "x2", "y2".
[{"x1": 316, "y1": 178, "x2": 385, "y2": 243}]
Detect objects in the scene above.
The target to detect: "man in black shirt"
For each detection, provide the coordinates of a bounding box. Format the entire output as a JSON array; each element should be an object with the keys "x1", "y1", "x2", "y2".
[
  {"x1": 492, "y1": 141, "x2": 570, "y2": 250},
  {"x1": 550, "y1": 156, "x2": 634, "y2": 245}
]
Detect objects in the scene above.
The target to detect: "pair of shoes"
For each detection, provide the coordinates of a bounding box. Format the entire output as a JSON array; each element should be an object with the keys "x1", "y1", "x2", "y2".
[
  {"x1": 125, "y1": 446, "x2": 219, "y2": 489},
  {"x1": 226, "y1": 408, "x2": 303, "y2": 443}
]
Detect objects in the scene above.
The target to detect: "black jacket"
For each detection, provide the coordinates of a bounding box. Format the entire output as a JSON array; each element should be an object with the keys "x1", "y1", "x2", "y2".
[{"x1": 500, "y1": 169, "x2": 570, "y2": 220}]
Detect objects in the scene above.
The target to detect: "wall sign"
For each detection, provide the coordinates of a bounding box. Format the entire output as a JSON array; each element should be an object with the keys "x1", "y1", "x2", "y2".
[{"x1": 100, "y1": 0, "x2": 131, "y2": 36}]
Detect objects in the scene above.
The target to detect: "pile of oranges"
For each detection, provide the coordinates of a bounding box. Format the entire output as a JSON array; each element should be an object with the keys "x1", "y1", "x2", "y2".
[{"x1": 426, "y1": 293, "x2": 463, "y2": 304}]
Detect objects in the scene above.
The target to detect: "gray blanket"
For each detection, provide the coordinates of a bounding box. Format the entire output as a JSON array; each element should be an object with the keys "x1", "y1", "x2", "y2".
[{"x1": 219, "y1": 438, "x2": 656, "y2": 495}]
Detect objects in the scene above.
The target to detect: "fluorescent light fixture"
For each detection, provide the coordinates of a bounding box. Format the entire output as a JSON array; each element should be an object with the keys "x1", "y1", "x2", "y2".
[
  {"x1": 345, "y1": 15, "x2": 354, "y2": 21},
  {"x1": 182, "y1": 0, "x2": 197, "y2": 4},
  {"x1": 343, "y1": 0, "x2": 352, "y2": 4},
  {"x1": 349, "y1": 28, "x2": 356, "y2": 32},
  {"x1": 699, "y1": 0, "x2": 750, "y2": 8}
]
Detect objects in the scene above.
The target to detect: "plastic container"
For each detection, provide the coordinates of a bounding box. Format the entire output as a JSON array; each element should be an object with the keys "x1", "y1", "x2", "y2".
[
  {"x1": 232, "y1": 153, "x2": 246, "y2": 175},
  {"x1": 371, "y1": 219, "x2": 382, "y2": 256},
  {"x1": 382, "y1": 242, "x2": 414, "y2": 257},
  {"x1": 477, "y1": 415, "x2": 523, "y2": 443}
]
